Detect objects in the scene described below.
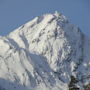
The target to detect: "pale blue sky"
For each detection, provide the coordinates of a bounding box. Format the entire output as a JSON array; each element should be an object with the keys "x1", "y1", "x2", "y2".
[{"x1": 0, "y1": 0, "x2": 90, "y2": 36}]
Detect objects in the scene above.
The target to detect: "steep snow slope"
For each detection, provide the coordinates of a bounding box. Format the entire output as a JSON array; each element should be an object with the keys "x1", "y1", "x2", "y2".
[{"x1": 0, "y1": 12, "x2": 90, "y2": 90}]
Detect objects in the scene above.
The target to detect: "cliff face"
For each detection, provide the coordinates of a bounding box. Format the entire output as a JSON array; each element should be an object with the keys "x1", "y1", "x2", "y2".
[{"x1": 0, "y1": 12, "x2": 90, "y2": 90}]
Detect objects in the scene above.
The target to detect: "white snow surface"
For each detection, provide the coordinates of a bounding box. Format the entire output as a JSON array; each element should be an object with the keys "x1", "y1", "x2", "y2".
[{"x1": 0, "y1": 12, "x2": 90, "y2": 90}]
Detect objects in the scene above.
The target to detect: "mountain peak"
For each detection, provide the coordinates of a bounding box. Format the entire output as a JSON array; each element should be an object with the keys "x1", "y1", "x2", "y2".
[
  {"x1": 54, "y1": 11, "x2": 62, "y2": 17},
  {"x1": 0, "y1": 12, "x2": 90, "y2": 90}
]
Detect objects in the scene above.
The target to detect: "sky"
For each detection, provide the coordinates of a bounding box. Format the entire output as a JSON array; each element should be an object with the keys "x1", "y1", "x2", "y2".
[{"x1": 0, "y1": 0, "x2": 90, "y2": 36}]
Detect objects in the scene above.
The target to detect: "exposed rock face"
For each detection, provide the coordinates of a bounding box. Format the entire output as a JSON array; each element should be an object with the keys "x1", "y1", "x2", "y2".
[{"x1": 0, "y1": 12, "x2": 90, "y2": 90}]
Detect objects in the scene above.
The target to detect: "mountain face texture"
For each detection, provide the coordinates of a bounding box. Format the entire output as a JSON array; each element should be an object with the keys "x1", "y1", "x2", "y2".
[{"x1": 0, "y1": 12, "x2": 90, "y2": 90}]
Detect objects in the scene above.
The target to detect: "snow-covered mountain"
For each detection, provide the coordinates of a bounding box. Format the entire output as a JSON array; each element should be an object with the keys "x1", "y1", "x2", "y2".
[{"x1": 0, "y1": 11, "x2": 90, "y2": 90}]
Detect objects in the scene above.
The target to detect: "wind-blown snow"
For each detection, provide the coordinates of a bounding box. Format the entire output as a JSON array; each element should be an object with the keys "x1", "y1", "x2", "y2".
[{"x1": 0, "y1": 11, "x2": 90, "y2": 90}]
